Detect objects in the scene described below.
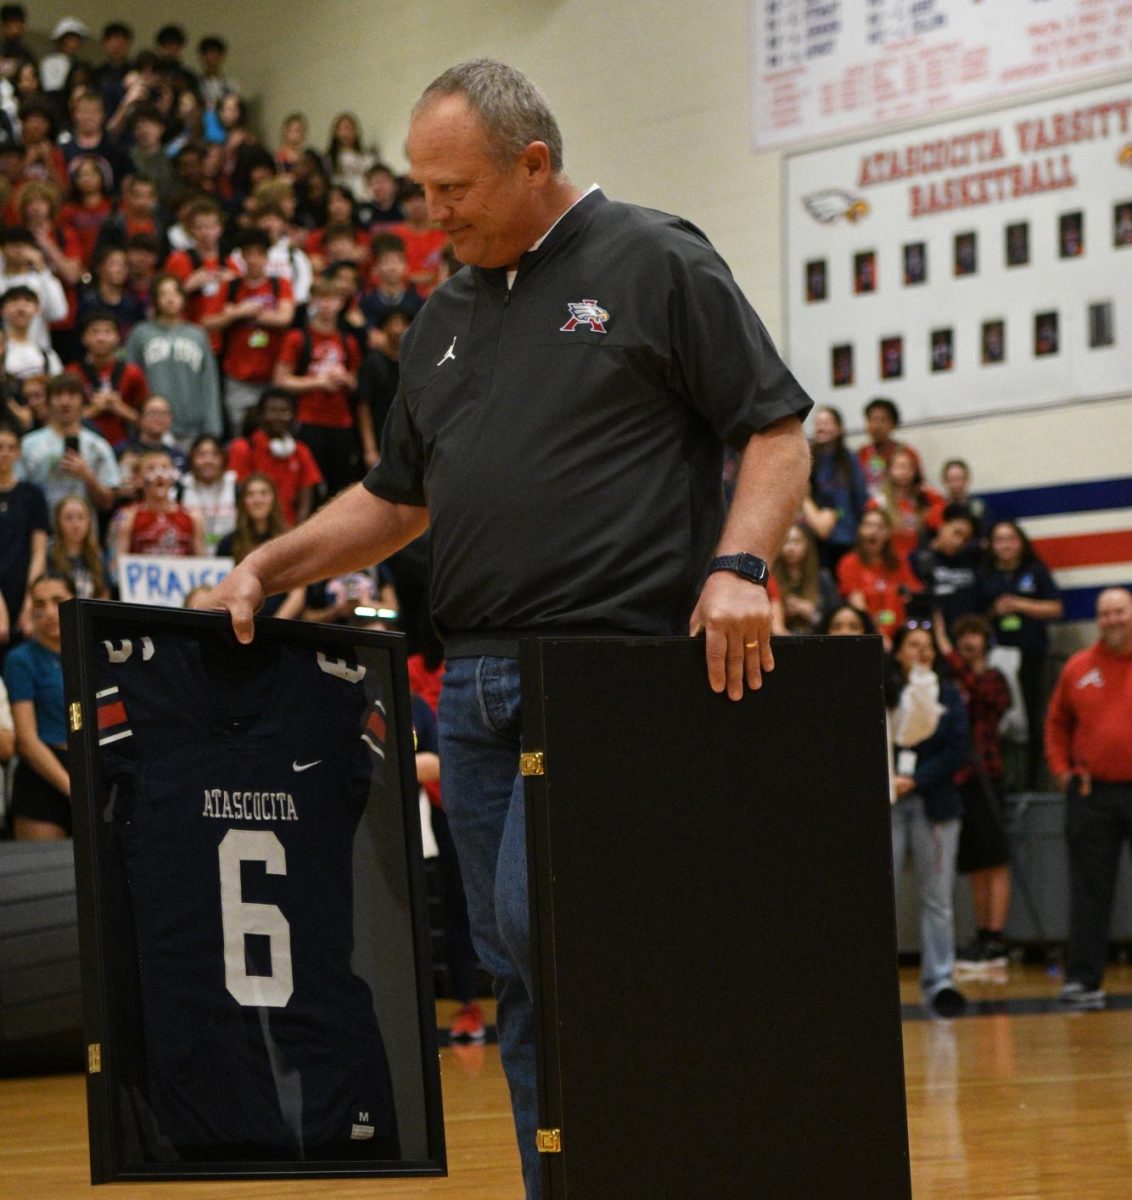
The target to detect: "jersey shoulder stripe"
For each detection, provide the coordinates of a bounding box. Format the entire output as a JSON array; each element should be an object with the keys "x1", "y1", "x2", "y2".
[
  {"x1": 96, "y1": 685, "x2": 133, "y2": 746},
  {"x1": 361, "y1": 700, "x2": 386, "y2": 757}
]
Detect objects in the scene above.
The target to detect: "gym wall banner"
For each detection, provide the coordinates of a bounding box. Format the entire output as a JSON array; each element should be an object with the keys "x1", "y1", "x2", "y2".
[
  {"x1": 751, "y1": 0, "x2": 1132, "y2": 152},
  {"x1": 784, "y1": 79, "x2": 1132, "y2": 425}
]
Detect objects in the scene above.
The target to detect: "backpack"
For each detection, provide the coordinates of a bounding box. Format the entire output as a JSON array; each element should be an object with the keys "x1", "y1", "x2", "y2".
[
  {"x1": 226, "y1": 275, "x2": 281, "y2": 307},
  {"x1": 79, "y1": 359, "x2": 125, "y2": 394},
  {"x1": 294, "y1": 325, "x2": 313, "y2": 377}
]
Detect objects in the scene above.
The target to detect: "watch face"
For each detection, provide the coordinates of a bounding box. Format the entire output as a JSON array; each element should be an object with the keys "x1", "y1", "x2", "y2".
[{"x1": 737, "y1": 553, "x2": 768, "y2": 583}]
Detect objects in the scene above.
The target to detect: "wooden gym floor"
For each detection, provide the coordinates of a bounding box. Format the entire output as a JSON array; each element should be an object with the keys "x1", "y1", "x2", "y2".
[{"x1": 4, "y1": 967, "x2": 1132, "y2": 1199}]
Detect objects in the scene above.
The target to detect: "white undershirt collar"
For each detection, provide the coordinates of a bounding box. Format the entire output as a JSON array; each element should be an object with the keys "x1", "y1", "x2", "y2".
[{"x1": 507, "y1": 183, "x2": 599, "y2": 288}]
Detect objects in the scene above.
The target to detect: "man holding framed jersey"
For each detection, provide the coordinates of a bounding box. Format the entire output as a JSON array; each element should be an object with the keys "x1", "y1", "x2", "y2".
[{"x1": 202, "y1": 59, "x2": 811, "y2": 1199}]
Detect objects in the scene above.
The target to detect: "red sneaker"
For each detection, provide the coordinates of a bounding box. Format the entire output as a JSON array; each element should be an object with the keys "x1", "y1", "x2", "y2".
[{"x1": 450, "y1": 1001, "x2": 486, "y2": 1042}]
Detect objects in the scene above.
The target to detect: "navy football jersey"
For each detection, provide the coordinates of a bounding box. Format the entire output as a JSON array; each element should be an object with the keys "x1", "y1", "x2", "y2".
[{"x1": 95, "y1": 630, "x2": 399, "y2": 1158}]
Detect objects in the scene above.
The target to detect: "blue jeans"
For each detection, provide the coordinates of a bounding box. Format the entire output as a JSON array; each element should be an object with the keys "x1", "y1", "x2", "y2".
[
  {"x1": 891, "y1": 795, "x2": 960, "y2": 1003},
  {"x1": 438, "y1": 657, "x2": 539, "y2": 1199}
]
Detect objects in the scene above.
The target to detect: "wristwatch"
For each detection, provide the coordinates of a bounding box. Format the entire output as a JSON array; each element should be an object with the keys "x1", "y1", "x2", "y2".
[{"x1": 707, "y1": 553, "x2": 770, "y2": 587}]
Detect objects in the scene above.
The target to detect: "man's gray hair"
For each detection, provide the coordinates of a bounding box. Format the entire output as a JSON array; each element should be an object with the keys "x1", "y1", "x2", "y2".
[{"x1": 414, "y1": 59, "x2": 564, "y2": 174}]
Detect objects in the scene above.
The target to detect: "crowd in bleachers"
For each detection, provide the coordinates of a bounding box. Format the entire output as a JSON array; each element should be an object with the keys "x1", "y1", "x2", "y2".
[
  {"x1": 772, "y1": 393, "x2": 1062, "y2": 788},
  {"x1": 0, "y1": 8, "x2": 1086, "y2": 1025},
  {"x1": 0, "y1": 29, "x2": 447, "y2": 615},
  {"x1": 0, "y1": 5, "x2": 487, "y2": 1027},
  {"x1": 783, "y1": 394, "x2": 1074, "y2": 1010}
]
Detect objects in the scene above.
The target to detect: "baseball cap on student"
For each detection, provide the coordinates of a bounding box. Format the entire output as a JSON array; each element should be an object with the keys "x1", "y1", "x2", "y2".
[{"x1": 51, "y1": 17, "x2": 90, "y2": 40}]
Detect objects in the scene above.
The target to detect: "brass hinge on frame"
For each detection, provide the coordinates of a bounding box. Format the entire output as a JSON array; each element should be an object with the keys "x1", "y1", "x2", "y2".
[
  {"x1": 88, "y1": 1043, "x2": 102, "y2": 1074},
  {"x1": 535, "y1": 1127, "x2": 562, "y2": 1154},
  {"x1": 69, "y1": 702, "x2": 83, "y2": 732},
  {"x1": 519, "y1": 751, "x2": 545, "y2": 777}
]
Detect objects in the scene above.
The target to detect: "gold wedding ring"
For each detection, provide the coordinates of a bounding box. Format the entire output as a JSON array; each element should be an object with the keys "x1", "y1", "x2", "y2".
[{"x1": 744, "y1": 640, "x2": 759, "y2": 649}]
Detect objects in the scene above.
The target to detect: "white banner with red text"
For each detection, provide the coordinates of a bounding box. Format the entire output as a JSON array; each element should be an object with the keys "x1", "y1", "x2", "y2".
[{"x1": 785, "y1": 79, "x2": 1132, "y2": 426}]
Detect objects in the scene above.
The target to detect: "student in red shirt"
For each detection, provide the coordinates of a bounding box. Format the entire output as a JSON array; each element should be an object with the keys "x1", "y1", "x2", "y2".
[
  {"x1": 226, "y1": 388, "x2": 323, "y2": 527},
  {"x1": 68, "y1": 310, "x2": 147, "y2": 446},
  {"x1": 388, "y1": 179, "x2": 449, "y2": 297},
  {"x1": 125, "y1": 232, "x2": 160, "y2": 312},
  {"x1": 93, "y1": 176, "x2": 163, "y2": 259},
  {"x1": 16, "y1": 100, "x2": 67, "y2": 193},
  {"x1": 836, "y1": 508, "x2": 920, "y2": 642},
  {"x1": 211, "y1": 229, "x2": 296, "y2": 435},
  {"x1": 273, "y1": 277, "x2": 359, "y2": 496},
  {"x1": 1046, "y1": 588, "x2": 1132, "y2": 1009},
  {"x1": 18, "y1": 179, "x2": 83, "y2": 292},
  {"x1": 867, "y1": 445, "x2": 944, "y2": 564},
  {"x1": 857, "y1": 397, "x2": 923, "y2": 499},
  {"x1": 164, "y1": 199, "x2": 233, "y2": 351},
  {"x1": 59, "y1": 155, "x2": 113, "y2": 267},
  {"x1": 113, "y1": 449, "x2": 205, "y2": 559}
]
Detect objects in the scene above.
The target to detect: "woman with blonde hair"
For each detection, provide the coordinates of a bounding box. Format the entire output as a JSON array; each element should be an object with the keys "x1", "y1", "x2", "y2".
[
  {"x1": 326, "y1": 111, "x2": 374, "y2": 202},
  {"x1": 49, "y1": 495, "x2": 108, "y2": 599},
  {"x1": 252, "y1": 176, "x2": 297, "y2": 220},
  {"x1": 275, "y1": 112, "x2": 308, "y2": 174},
  {"x1": 868, "y1": 445, "x2": 944, "y2": 564},
  {"x1": 771, "y1": 521, "x2": 840, "y2": 635},
  {"x1": 216, "y1": 474, "x2": 304, "y2": 618},
  {"x1": 17, "y1": 179, "x2": 83, "y2": 288}
]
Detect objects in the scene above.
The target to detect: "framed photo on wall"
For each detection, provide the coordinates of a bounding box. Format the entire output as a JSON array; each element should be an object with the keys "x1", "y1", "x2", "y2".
[
  {"x1": 1088, "y1": 302, "x2": 1115, "y2": 348},
  {"x1": 981, "y1": 320, "x2": 1006, "y2": 365},
  {"x1": 1059, "y1": 211, "x2": 1084, "y2": 258},
  {"x1": 1035, "y1": 311, "x2": 1059, "y2": 356},
  {"x1": 1005, "y1": 222, "x2": 1030, "y2": 267},
  {"x1": 62, "y1": 601, "x2": 445, "y2": 1184},
  {"x1": 805, "y1": 258, "x2": 827, "y2": 302},
  {"x1": 853, "y1": 251, "x2": 877, "y2": 294},
  {"x1": 1113, "y1": 202, "x2": 1132, "y2": 247},
  {"x1": 953, "y1": 232, "x2": 977, "y2": 277},
  {"x1": 879, "y1": 336, "x2": 904, "y2": 379},
  {"x1": 902, "y1": 242, "x2": 926, "y2": 286},
  {"x1": 831, "y1": 343, "x2": 854, "y2": 386}
]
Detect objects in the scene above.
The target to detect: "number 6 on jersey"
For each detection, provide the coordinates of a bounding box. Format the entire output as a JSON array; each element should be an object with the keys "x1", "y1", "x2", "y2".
[{"x1": 219, "y1": 829, "x2": 294, "y2": 1008}]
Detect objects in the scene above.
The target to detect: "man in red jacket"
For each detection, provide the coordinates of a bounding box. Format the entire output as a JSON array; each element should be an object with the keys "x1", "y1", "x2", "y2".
[{"x1": 1046, "y1": 587, "x2": 1132, "y2": 1009}]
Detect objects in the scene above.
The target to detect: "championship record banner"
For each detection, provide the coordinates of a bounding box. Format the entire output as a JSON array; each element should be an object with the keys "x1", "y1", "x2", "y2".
[
  {"x1": 785, "y1": 80, "x2": 1132, "y2": 425},
  {"x1": 118, "y1": 555, "x2": 233, "y2": 607},
  {"x1": 751, "y1": 0, "x2": 1132, "y2": 152}
]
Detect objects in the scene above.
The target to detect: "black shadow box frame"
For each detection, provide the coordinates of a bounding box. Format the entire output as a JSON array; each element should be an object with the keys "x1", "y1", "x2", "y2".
[{"x1": 62, "y1": 599, "x2": 445, "y2": 1183}]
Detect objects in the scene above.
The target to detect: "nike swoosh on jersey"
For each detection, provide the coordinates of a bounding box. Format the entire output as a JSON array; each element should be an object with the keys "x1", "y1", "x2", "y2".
[{"x1": 292, "y1": 759, "x2": 323, "y2": 772}]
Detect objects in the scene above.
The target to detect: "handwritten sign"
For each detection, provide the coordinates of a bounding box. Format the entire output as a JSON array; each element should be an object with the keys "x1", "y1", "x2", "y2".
[{"x1": 118, "y1": 555, "x2": 233, "y2": 608}]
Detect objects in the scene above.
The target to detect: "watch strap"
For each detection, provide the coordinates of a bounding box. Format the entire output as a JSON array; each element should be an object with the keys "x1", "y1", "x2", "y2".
[{"x1": 708, "y1": 553, "x2": 770, "y2": 586}]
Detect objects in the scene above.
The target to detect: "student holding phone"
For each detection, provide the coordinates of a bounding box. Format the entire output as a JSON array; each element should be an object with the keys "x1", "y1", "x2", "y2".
[{"x1": 17, "y1": 372, "x2": 120, "y2": 514}]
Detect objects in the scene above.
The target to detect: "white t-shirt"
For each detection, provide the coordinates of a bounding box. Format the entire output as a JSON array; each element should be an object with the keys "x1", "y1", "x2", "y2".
[
  {"x1": 178, "y1": 471, "x2": 239, "y2": 554},
  {"x1": 18, "y1": 425, "x2": 121, "y2": 513},
  {"x1": 4, "y1": 339, "x2": 62, "y2": 380},
  {"x1": 0, "y1": 268, "x2": 67, "y2": 349}
]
